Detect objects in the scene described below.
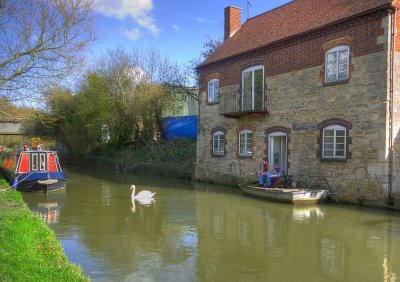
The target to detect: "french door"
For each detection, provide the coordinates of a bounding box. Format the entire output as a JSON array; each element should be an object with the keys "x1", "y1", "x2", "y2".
[
  {"x1": 242, "y1": 66, "x2": 264, "y2": 111},
  {"x1": 269, "y1": 132, "x2": 287, "y2": 174}
]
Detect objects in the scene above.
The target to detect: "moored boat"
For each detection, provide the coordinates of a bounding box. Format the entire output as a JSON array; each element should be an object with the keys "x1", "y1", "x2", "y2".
[
  {"x1": 0, "y1": 142, "x2": 67, "y2": 193},
  {"x1": 239, "y1": 183, "x2": 328, "y2": 204}
]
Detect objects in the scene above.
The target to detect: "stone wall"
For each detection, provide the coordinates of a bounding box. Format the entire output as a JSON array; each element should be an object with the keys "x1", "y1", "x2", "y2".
[
  {"x1": 196, "y1": 14, "x2": 392, "y2": 207},
  {"x1": 0, "y1": 121, "x2": 22, "y2": 135}
]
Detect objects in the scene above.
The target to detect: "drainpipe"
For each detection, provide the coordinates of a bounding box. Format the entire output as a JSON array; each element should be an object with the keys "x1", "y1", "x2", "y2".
[{"x1": 388, "y1": 8, "x2": 396, "y2": 207}]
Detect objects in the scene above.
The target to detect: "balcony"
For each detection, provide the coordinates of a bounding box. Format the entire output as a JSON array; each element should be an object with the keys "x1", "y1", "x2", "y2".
[{"x1": 219, "y1": 88, "x2": 268, "y2": 118}]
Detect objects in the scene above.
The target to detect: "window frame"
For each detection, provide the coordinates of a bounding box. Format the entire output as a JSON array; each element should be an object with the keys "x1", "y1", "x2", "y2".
[
  {"x1": 208, "y1": 79, "x2": 219, "y2": 103},
  {"x1": 325, "y1": 46, "x2": 350, "y2": 84},
  {"x1": 322, "y1": 125, "x2": 346, "y2": 159},
  {"x1": 239, "y1": 129, "x2": 254, "y2": 157},
  {"x1": 241, "y1": 65, "x2": 264, "y2": 111},
  {"x1": 39, "y1": 154, "x2": 46, "y2": 171},
  {"x1": 212, "y1": 131, "x2": 225, "y2": 156},
  {"x1": 32, "y1": 154, "x2": 38, "y2": 171}
]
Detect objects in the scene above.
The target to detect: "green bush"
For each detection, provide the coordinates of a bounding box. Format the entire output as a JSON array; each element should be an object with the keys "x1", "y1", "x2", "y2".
[{"x1": 97, "y1": 138, "x2": 196, "y2": 163}]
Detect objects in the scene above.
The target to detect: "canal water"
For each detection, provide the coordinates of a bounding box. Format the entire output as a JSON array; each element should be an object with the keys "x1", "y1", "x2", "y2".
[{"x1": 22, "y1": 167, "x2": 400, "y2": 282}]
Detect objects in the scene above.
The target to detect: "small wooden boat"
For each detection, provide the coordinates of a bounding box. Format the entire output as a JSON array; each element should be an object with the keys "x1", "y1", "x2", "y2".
[
  {"x1": 239, "y1": 183, "x2": 328, "y2": 204},
  {"x1": 0, "y1": 147, "x2": 67, "y2": 193}
]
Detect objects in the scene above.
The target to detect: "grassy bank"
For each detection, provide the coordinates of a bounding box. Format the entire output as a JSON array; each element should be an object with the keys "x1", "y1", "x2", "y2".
[{"x1": 0, "y1": 179, "x2": 88, "y2": 281}]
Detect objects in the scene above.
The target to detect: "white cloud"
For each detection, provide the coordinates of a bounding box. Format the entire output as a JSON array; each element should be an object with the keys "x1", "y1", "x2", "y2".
[
  {"x1": 94, "y1": 0, "x2": 160, "y2": 36},
  {"x1": 179, "y1": 15, "x2": 216, "y2": 24},
  {"x1": 172, "y1": 24, "x2": 180, "y2": 32},
  {"x1": 120, "y1": 26, "x2": 141, "y2": 40}
]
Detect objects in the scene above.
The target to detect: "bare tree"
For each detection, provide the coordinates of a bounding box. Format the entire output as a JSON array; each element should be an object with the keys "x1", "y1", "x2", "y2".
[
  {"x1": 199, "y1": 36, "x2": 223, "y2": 60},
  {"x1": 0, "y1": 0, "x2": 96, "y2": 102},
  {"x1": 186, "y1": 36, "x2": 222, "y2": 90}
]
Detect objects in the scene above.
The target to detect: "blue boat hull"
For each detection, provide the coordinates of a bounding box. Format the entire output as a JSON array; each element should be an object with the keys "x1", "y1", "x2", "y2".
[
  {"x1": 16, "y1": 179, "x2": 67, "y2": 193},
  {"x1": 14, "y1": 172, "x2": 67, "y2": 192}
]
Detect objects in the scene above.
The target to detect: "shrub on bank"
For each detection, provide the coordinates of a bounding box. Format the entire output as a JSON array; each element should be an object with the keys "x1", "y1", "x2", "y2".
[
  {"x1": 123, "y1": 138, "x2": 196, "y2": 162},
  {"x1": 63, "y1": 139, "x2": 197, "y2": 179}
]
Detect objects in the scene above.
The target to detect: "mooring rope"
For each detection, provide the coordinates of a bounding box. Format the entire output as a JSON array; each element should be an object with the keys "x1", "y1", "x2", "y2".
[{"x1": 0, "y1": 172, "x2": 35, "y2": 192}]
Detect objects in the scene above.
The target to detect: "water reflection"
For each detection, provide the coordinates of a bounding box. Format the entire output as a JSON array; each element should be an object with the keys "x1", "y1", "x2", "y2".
[
  {"x1": 23, "y1": 190, "x2": 66, "y2": 225},
  {"x1": 320, "y1": 239, "x2": 345, "y2": 280},
  {"x1": 131, "y1": 198, "x2": 156, "y2": 213},
  {"x1": 383, "y1": 256, "x2": 398, "y2": 282},
  {"x1": 20, "y1": 167, "x2": 400, "y2": 282},
  {"x1": 100, "y1": 182, "x2": 112, "y2": 206},
  {"x1": 292, "y1": 205, "x2": 325, "y2": 222}
]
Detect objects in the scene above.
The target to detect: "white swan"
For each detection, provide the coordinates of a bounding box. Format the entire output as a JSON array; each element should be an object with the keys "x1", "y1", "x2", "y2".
[{"x1": 130, "y1": 184, "x2": 156, "y2": 200}]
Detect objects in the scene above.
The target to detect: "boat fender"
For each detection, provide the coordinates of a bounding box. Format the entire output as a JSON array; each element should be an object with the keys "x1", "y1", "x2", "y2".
[{"x1": 12, "y1": 178, "x2": 18, "y2": 190}]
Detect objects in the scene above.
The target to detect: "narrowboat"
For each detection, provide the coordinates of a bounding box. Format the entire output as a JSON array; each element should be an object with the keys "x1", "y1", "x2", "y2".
[
  {"x1": 239, "y1": 183, "x2": 328, "y2": 204},
  {"x1": 0, "y1": 148, "x2": 67, "y2": 193}
]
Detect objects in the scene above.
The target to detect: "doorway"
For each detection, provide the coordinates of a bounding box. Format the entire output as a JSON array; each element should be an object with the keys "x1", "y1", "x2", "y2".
[{"x1": 269, "y1": 132, "x2": 287, "y2": 174}]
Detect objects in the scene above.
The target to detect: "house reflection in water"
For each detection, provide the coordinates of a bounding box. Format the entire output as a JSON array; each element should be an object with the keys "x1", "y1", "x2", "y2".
[
  {"x1": 195, "y1": 188, "x2": 400, "y2": 281},
  {"x1": 320, "y1": 239, "x2": 345, "y2": 280},
  {"x1": 383, "y1": 256, "x2": 397, "y2": 282}
]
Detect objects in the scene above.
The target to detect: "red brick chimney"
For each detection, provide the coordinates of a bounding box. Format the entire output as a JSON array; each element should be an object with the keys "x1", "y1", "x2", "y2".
[{"x1": 224, "y1": 6, "x2": 241, "y2": 41}]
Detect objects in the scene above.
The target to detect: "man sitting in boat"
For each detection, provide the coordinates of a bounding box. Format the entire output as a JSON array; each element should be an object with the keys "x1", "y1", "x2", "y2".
[{"x1": 257, "y1": 158, "x2": 277, "y2": 187}]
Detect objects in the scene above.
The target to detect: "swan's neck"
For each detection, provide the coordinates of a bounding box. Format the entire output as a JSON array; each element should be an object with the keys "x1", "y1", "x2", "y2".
[{"x1": 132, "y1": 186, "x2": 136, "y2": 198}]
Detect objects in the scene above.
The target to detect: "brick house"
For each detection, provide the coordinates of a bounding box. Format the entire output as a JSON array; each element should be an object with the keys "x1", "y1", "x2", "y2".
[{"x1": 195, "y1": 0, "x2": 400, "y2": 208}]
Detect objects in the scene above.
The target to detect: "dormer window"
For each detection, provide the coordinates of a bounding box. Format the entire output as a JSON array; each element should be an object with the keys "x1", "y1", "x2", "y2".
[
  {"x1": 325, "y1": 46, "x2": 349, "y2": 83},
  {"x1": 208, "y1": 79, "x2": 219, "y2": 103}
]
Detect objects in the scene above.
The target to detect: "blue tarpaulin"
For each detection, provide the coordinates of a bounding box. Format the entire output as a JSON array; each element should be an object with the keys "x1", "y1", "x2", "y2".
[{"x1": 163, "y1": 115, "x2": 197, "y2": 141}]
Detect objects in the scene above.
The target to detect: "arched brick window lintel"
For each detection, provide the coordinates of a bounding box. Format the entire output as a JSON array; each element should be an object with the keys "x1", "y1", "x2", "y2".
[
  {"x1": 205, "y1": 73, "x2": 221, "y2": 81},
  {"x1": 322, "y1": 37, "x2": 353, "y2": 52},
  {"x1": 241, "y1": 60, "x2": 265, "y2": 71},
  {"x1": 265, "y1": 126, "x2": 291, "y2": 136},
  {"x1": 236, "y1": 124, "x2": 256, "y2": 134},
  {"x1": 211, "y1": 126, "x2": 227, "y2": 135},
  {"x1": 317, "y1": 118, "x2": 352, "y2": 130}
]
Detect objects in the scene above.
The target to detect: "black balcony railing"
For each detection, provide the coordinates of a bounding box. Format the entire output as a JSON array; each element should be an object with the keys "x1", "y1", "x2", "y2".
[{"x1": 219, "y1": 88, "x2": 267, "y2": 118}]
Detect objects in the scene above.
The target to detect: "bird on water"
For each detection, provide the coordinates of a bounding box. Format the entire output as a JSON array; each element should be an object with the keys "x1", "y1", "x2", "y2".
[{"x1": 130, "y1": 184, "x2": 156, "y2": 200}]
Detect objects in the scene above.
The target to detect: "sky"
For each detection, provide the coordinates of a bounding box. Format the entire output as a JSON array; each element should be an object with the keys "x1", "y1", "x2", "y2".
[{"x1": 90, "y1": 0, "x2": 292, "y2": 65}]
